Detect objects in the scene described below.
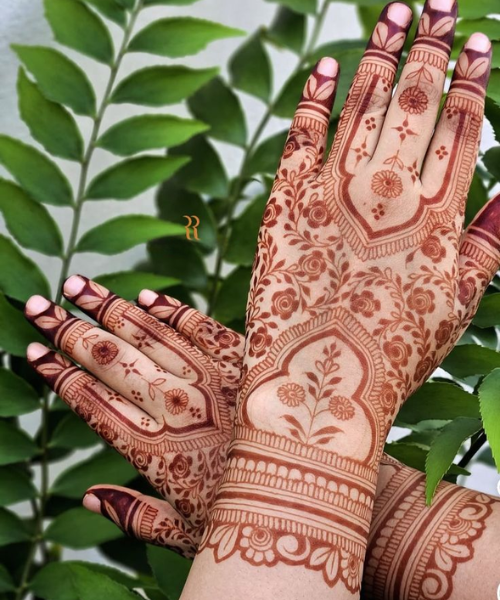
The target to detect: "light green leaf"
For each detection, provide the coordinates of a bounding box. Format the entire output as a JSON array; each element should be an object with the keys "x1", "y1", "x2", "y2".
[
  {"x1": 485, "y1": 96, "x2": 500, "y2": 143},
  {"x1": 46, "y1": 508, "x2": 123, "y2": 548},
  {"x1": 478, "y1": 368, "x2": 500, "y2": 471},
  {"x1": 86, "y1": 155, "x2": 189, "y2": 200},
  {"x1": 264, "y1": 0, "x2": 317, "y2": 14},
  {"x1": 464, "y1": 170, "x2": 488, "y2": 229},
  {"x1": 111, "y1": 66, "x2": 218, "y2": 106},
  {"x1": 487, "y1": 69, "x2": 500, "y2": 106},
  {"x1": 0, "y1": 235, "x2": 51, "y2": 301},
  {"x1": 18, "y1": 68, "x2": 83, "y2": 161},
  {"x1": 97, "y1": 115, "x2": 208, "y2": 156},
  {"x1": 425, "y1": 418, "x2": 482, "y2": 503},
  {"x1": 143, "y1": 0, "x2": 200, "y2": 4},
  {"x1": 0, "y1": 421, "x2": 38, "y2": 466},
  {"x1": 44, "y1": 0, "x2": 114, "y2": 64},
  {"x1": 0, "y1": 293, "x2": 44, "y2": 356},
  {"x1": 459, "y1": 0, "x2": 500, "y2": 19},
  {"x1": 0, "y1": 466, "x2": 37, "y2": 506},
  {"x1": 80, "y1": 0, "x2": 127, "y2": 26},
  {"x1": 384, "y1": 442, "x2": 471, "y2": 476},
  {"x1": 94, "y1": 272, "x2": 180, "y2": 300},
  {"x1": 12, "y1": 45, "x2": 96, "y2": 116},
  {"x1": 76, "y1": 215, "x2": 185, "y2": 254},
  {"x1": 50, "y1": 412, "x2": 99, "y2": 449},
  {"x1": 266, "y1": 6, "x2": 305, "y2": 54},
  {"x1": 0, "y1": 367, "x2": 40, "y2": 417},
  {"x1": 0, "y1": 179, "x2": 63, "y2": 257},
  {"x1": 456, "y1": 18, "x2": 500, "y2": 40},
  {"x1": 147, "y1": 546, "x2": 191, "y2": 600},
  {"x1": 0, "y1": 136, "x2": 73, "y2": 206},
  {"x1": 0, "y1": 508, "x2": 30, "y2": 546},
  {"x1": 246, "y1": 130, "x2": 287, "y2": 176},
  {"x1": 473, "y1": 293, "x2": 500, "y2": 328},
  {"x1": 213, "y1": 266, "x2": 252, "y2": 324},
  {"x1": 226, "y1": 195, "x2": 267, "y2": 266},
  {"x1": 148, "y1": 238, "x2": 207, "y2": 291},
  {"x1": 188, "y1": 77, "x2": 247, "y2": 147},
  {"x1": 229, "y1": 34, "x2": 272, "y2": 102},
  {"x1": 51, "y1": 449, "x2": 136, "y2": 498},
  {"x1": 441, "y1": 345, "x2": 500, "y2": 378},
  {"x1": 129, "y1": 17, "x2": 243, "y2": 57},
  {"x1": 0, "y1": 564, "x2": 15, "y2": 593},
  {"x1": 483, "y1": 145, "x2": 500, "y2": 180},
  {"x1": 115, "y1": 0, "x2": 135, "y2": 7}
]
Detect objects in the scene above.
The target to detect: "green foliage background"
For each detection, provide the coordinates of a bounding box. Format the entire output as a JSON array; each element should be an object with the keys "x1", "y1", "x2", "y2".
[{"x1": 0, "y1": 0, "x2": 499, "y2": 598}]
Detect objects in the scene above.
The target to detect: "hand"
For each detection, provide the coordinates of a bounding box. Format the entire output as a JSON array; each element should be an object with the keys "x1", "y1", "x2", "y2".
[{"x1": 24, "y1": 275, "x2": 244, "y2": 555}]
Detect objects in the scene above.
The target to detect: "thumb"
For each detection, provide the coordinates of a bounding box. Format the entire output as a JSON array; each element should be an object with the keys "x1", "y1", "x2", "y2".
[{"x1": 83, "y1": 485, "x2": 197, "y2": 558}]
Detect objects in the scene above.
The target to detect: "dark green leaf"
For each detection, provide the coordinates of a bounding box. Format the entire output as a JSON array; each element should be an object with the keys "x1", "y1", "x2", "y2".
[
  {"x1": 51, "y1": 449, "x2": 136, "y2": 498},
  {"x1": 464, "y1": 170, "x2": 488, "y2": 228},
  {"x1": 226, "y1": 194, "x2": 267, "y2": 266},
  {"x1": 0, "y1": 564, "x2": 15, "y2": 593},
  {"x1": 0, "y1": 421, "x2": 38, "y2": 466},
  {"x1": 0, "y1": 235, "x2": 51, "y2": 301},
  {"x1": 264, "y1": 0, "x2": 317, "y2": 14},
  {"x1": 246, "y1": 130, "x2": 287, "y2": 176},
  {"x1": 97, "y1": 115, "x2": 208, "y2": 156},
  {"x1": 44, "y1": 0, "x2": 114, "y2": 64},
  {"x1": 188, "y1": 77, "x2": 247, "y2": 146},
  {"x1": 46, "y1": 508, "x2": 123, "y2": 548},
  {"x1": 0, "y1": 367, "x2": 40, "y2": 417},
  {"x1": 425, "y1": 418, "x2": 482, "y2": 503},
  {"x1": 94, "y1": 272, "x2": 180, "y2": 300},
  {"x1": 147, "y1": 546, "x2": 191, "y2": 600},
  {"x1": 143, "y1": 0, "x2": 200, "y2": 4},
  {"x1": 148, "y1": 238, "x2": 207, "y2": 291},
  {"x1": 451, "y1": 0, "x2": 498, "y2": 18},
  {"x1": 76, "y1": 215, "x2": 185, "y2": 254},
  {"x1": 86, "y1": 155, "x2": 189, "y2": 200},
  {"x1": 0, "y1": 508, "x2": 30, "y2": 546},
  {"x1": 50, "y1": 412, "x2": 99, "y2": 449},
  {"x1": 485, "y1": 96, "x2": 500, "y2": 143},
  {"x1": 0, "y1": 467, "x2": 37, "y2": 506},
  {"x1": 483, "y1": 145, "x2": 500, "y2": 180},
  {"x1": 80, "y1": 0, "x2": 127, "y2": 26},
  {"x1": 0, "y1": 179, "x2": 63, "y2": 256},
  {"x1": 384, "y1": 442, "x2": 428, "y2": 472},
  {"x1": 307, "y1": 39, "x2": 368, "y2": 65},
  {"x1": 115, "y1": 0, "x2": 135, "y2": 7},
  {"x1": 456, "y1": 18, "x2": 500, "y2": 40},
  {"x1": 111, "y1": 66, "x2": 218, "y2": 106},
  {"x1": 229, "y1": 34, "x2": 272, "y2": 102},
  {"x1": 129, "y1": 17, "x2": 243, "y2": 57},
  {"x1": 0, "y1": 293, "x2": 45, "y2": 356},
  {"x1": 12, "y1": 45, "x2": 96, "y2": 116},
  {"x1": 473, "y1": 293, "x2": 500, "y2": 328},
  {"x1": 487, "y1": 69, "x2": 500, "y2": 105},
  {"x1": 266, "y1": 6, "x2": 305, "y2": 54},
  {"x1": 67, "y1": 563, "x2": 141, "y2": 590},
  {"x1": 441, "y1": 344, "x2": 500, "y2": 378},
  {"x1": 170, "y1": 135, "x2": 228, "y2": 197},
  {"x1": 478, "y1": 368, "x2": 500, "y2": 471},
  {"x1": 213, "y1": 266, "x2": 251, "y2": 323}
]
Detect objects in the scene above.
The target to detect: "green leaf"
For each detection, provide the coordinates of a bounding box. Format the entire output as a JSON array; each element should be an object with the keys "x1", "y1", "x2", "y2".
[
  {"x1": 384, "y1": 442, "x2": 471, "y2": 476},
  {"x1": 115, "y1": 0, "x2": 135, "y2": 7},
  {"x1": 464, "y1": 170, "x2": 488, "y2": 229},
  {"x1": 0, "y1": 564, "x2": 15, "y2": 593},
  {"x1": 12, "y1": 45, "x2": 96, "y2": 116},
  {"x1": 0, "y1": 235, "x2": 51, "y2": 301},
  {"x1": 448, "y1": 0, "x2": 498, "y2": 18},
  {"x1": 483, "y1": 145, "x2": 500, "y2": 180},
  {"x1": 31, "y1": 562, "x2": 139, "y2": 600},
  {"x1": 46, "y1": 508, "x2": 123, "y2": 548},
  {"x1": 0, "y1": 179, "x2": 63, "y2": 256},
  {"x1": 17, "y1": 68, "x2": 83, "y2": 161},
  {"x1": 86, "y1": 155, "x2": 189, "y2": 200},
  {"x1": 170, "y1": 136, "x2": 229, "y2": 198},
  {"x1": 148, "y1": 238, "x2": 207, "y2": 291},
  {"x1": 50, "y1": 412, "x2": 99, "y2": 449},
  {"x1": 0, "y1": 421, "x2": 38, "y2": 466},
  {"x1": 80, "y1": 0, "x2": 127, "y2": 26},
  {"x1": 98, "y1": 115, "x2": 207, "y2": 157},
  {"x1": 246, "y1": 130, "x2": 287, "y2": 176},
  {"x1": 456, "y1": 18, "x2": 500, "y2": 41},
  {"x1": 396, "y1": 382, "x2": 480, "y2": 425},
  {"x1": 0, "y1": 293, "x2": 45, "y2": 356},
  {"x1": 485, "y1": 96, "x2": 500, "y2": 143},
  {"x1": 147, "y1": 546, "x2": 191, "y2": 600},
  {"x1": 0, "y1": 467, "x2": 37, "y2": 506},
  {"x1": 266, "y1": 6, "x2": 305, "y2": 54},
  {"x1": 44, "y1": 0, "x2": 114, "y2": 64},
  {"x1": 0, "y1": 508, "x2": 30, "y2": 546},
  {"x1": 0, "y1": 367, "x2": 40, "y2": 417},
  {"x1": 487, "y1": 69, "x2": 500, "y2": 105},
  {"x1": 264, "y1": 0, "x2": 317, "y2": 14},
  {"x1": 143, "y1": 0, "x2": 200, "y2": 4},
  {"x1": 94, "y1": 272, "x2": 180, "y2": 300},
  {"x1": 226, "y1": 195, "x2": 267, "y2": 266},
  {"x1": 229, "y1": 33, "x2": 272, "y2": 102},
  {"x1": 425, "y1": 418, "x2": 482, "y2": 503},
  {"x1": 188, "y1": 77, "x2": 247, "y2": 147},
  {"x1": 0, "y1": 136, "x2": 73, "y2": 206},
  {"x1": 51, "y1": 449, "x2": 136, "y2": 498},
  {"x1": 473, "y1": 293, "x2": 500, "y2": 328},
  {"x1": 129, "y1": 17, "x2": 243, "y2": 58},
  {"x1": 76, "y1": 215, "x2": 185, "y2": 254},
  {"x1": 213, "y1": 266, "x2": 252, "y2": 323},
  {"x1": 112, "y1": 66, "x2": 218, "y2": 106},
  {"x1": 478, "y1": 368, "x2": 500, "y2": 471},
  {"x1": 441, "y1": 344, "x2": 500, "y2": 378}
]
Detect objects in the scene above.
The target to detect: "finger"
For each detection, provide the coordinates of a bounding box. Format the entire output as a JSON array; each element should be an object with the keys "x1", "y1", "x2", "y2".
[
  {"x1": 276, "y1": 56, "x2": 338, "y2": 178},
  {"x1": 323, "y1": 2, "x2": 413, "y2": 174},
  {"x1": 371, "y1": 0, "x2": 457, "y2": 172},
  {"x1": 421, "y1": 33, "x2": 492, "y2": 228},
  {"x1": 137, "y1": 289, "x2": 244, "y2": 365},
  {"x1": 83, "y1": 485, "x2": 197, "y2": 558}
]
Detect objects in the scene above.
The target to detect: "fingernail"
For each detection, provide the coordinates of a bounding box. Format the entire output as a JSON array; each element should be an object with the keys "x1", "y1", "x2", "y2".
[
  {"x1": 63, "y1": 275, "x2": 86, "y2": 298},
  {"x1": 25, "y1": 295, "x2": 51, "y2": 316},
  {"x1": 317, "y1": 57, "x2": 338, "y2": 77},
  {"x1": 138, "y1": 289, "x2": 158, "y2": 307},
  {"x1": 428, "y1": 0, "x2": 455, "y2": 10},
  {"x1": 465, "y1": 32, "x2": 491, "y2": 52},
  {"x1": 387, "y1": 3, "x2": 413, "y2": 26},
  {"x1": 83, "y1": 493, "x2": 101, "y2": 514},
  {"x1": 27, "y1": 342, "x2": 50, "y2": 361}
]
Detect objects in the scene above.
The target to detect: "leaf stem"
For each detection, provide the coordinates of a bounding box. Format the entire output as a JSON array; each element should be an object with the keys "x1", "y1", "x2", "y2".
[{"x1": 458, "y1": 430, "x2": 487, "y2": 469}]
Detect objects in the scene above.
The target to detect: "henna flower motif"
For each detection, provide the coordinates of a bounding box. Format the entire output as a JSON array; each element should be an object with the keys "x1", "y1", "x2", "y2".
[
  {"x1": 302, "y1": 200, "x2": 332, "y2": 228},
  {"x1": 340, "y1": 550, "x2": 362, "y2": 593},
  {"x1": 398, "y1": 86, "x2": 428, "y2": 115},
  {"x1": 175, "y1": 498, "x2": 194, "y2": 518},
  {"x1": 214, "y1": 328, "x2": 241, "y2": 348},
  {"x1": 350, "y1": 290, "x2": 381, "y2": 318},
  {"x1": 164, "y1": 388, "x2": 189, "y2": 415},
  {"x1": 130, "y1": 448, "x2": 152, "y2": 471},
  {"x1": 298, "y1": 251, "x2": 327, "y2": 281},
  {"x1": 262, "y1": 197, "x2": 282, "y2": 228},
  {"x1": 381, "y1": 382, "x2": 398, "y2": 413},
  {"x1": 91, "y1": 340, "x2": 119, "y2": 365},
  {"x1": 329, "y1": 396, "x2": 355, "y2": 421},
  {"x1": 240, "y1": 526, "x2": 275, "y2": 565},
  {"x1": 271, "y1": 288, "x2": 299, "y2": 320},
  {"x1": 168, "y1": 454, "x2": 193, "y2": 480},
  {"x1": 283, "y1": 134, "x2": 301, "y2": 159},
  {"x1": 458, "y1": 276, "x2": 476, "y2": 305},
  {"x1": 383, "y1": 335, "x2": 412, "y2": 368},
  {"x1": 414, "y1": 353, "x2": 437, "y2": 383},
  {"x1": 98, "y1": 424, "x2": 118, "y2": 443},
  {"x1": 371, "y1": 170, "x2": 403, "y2": 199},
  {"x1": 277, "y1": 383, "x2": 306, "y2": 407},
  {"x1": 421, "y1": 234, "x2": 446, "y2": 263},
  {"x1": 435, "y1": 319, "x2": 454, "y2": 349},
  {"x1": 249, "y1": 326, "x2": 273, "y2": 358},
  {"x1": 407, "y1": 287, "x2": 436, "y2": 315}
]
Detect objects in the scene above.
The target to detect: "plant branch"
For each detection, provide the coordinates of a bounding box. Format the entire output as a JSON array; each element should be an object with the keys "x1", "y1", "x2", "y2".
[{"x1": 458, "y1": 431, "x2": 487, "y2": 469}]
